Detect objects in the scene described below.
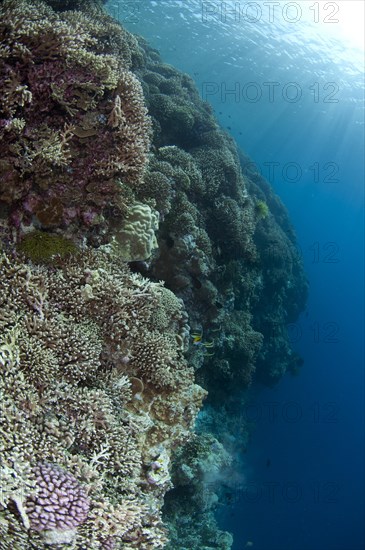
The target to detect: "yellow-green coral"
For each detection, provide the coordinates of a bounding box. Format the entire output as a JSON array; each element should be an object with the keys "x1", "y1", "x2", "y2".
[
  {"x1": 255, "y1": 199, "x2": 269, "y2": 219},
  {"x1": 17, "y1": 231, "x2": 78, "y2": 263}
]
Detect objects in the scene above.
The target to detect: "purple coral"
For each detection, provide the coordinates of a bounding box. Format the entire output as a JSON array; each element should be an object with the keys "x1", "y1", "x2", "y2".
[
  {"x1": 26, "y1": 463, "x2": 90, "y2": 533},
  {"x1": 101, "y1": 536, "x2": 117, "y2": 549}
]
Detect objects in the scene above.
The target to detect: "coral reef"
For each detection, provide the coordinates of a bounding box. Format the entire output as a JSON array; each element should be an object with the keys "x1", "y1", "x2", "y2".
[
  {"x1": 16, "y1": 230, "x2": 78, "y2": 263},
  {"x1": 0, "y1": 248, "x2": 206, "y2": 549},
  {"x1": 129, "y1": 33, "x2": 307, "y2": 549},
  {"x1": 0, "y1": 0, "x2": 151, "y2": 246},
  {"x1": 114, "y1": 202, "x2": 159, "y2": 261},
  {"x1": 0, "y1": 1, "x2": 308, "y2": 548},
  {"x1": 240, "y1": 151, "x2": 308, "y2": 384},
  {"x1": 45, "y1": 0, "x2": 108, "y2": 11},
  {"x1": 163, "y1": 433, "x2": 234, "y2": 550},
  {"x1": 127, "y1": 36, "x2": 308, "y2": 394}
]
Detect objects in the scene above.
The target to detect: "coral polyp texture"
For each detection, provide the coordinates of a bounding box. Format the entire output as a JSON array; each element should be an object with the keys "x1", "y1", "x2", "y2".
[
  {"x1": 25, "y1": 463, "x2": 90, "y2": 542},
  {"x1": 0, "y1": 0, "x2": 151, "y2": 244},
  {"x1": 0, "y1": 248, "x2": 206, "y2": 548}
]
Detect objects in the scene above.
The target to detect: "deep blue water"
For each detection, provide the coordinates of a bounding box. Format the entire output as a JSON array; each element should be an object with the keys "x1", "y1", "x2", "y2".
[{"x1": 108, "y1": 1, "x2": 365, "y2": 548}]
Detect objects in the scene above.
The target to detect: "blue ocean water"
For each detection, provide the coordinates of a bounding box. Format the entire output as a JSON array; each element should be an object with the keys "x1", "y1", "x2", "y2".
[{"x1": 107, "y1": 1, "x2": 365, "y2": 548}]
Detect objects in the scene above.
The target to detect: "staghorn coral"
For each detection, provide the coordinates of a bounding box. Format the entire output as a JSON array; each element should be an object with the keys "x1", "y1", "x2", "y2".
[
  {"x1": 0, "y1": 0, "x2": 151, "y2": 246},
  {"x1": 0, "y1": 248, "x2": 206, "y2": 549}
]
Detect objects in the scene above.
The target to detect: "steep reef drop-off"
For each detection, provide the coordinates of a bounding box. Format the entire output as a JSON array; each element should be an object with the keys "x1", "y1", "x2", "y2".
[{"x1": 0, "y1": 1, "x2": 308, "y2": 548}]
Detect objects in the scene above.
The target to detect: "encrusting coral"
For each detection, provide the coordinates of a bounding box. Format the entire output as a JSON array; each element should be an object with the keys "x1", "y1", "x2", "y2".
[
  {"x1": 16, "y1": 230, "x2": 78, "y2": 263},
  {"x1": 0, "y1": 248, "x2": 206, "y2": 549}
]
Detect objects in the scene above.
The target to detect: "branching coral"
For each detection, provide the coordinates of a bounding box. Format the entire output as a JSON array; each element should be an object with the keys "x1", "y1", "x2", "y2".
[
  {"x1": 0, "y1": 0, "x2": 151, "y2": 245},
  {"x1": 25, "y1": 462, "x2": 90, "y2": 543},
  {"x1": 0, "y1": 248, "x2": 206, "y2": 549}
]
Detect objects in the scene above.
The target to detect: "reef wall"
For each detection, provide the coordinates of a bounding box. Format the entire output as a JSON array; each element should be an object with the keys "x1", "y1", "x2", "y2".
[{"x1": 0, "y1": 1, "x2": 308, "y2": 548}]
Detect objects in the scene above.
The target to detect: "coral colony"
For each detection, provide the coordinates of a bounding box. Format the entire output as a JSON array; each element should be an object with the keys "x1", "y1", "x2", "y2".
[
  {"x1": 25, "y1": 463, "x2": 90, "y2": 543},
  {"x1": 0, "y1": 1, "x2": 307, "y2": 548}
]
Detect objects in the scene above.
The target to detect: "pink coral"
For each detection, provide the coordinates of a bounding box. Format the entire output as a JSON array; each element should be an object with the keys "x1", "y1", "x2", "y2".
[{"x1": 25, "y1": 463, "x2": 90, "y2": 534}]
